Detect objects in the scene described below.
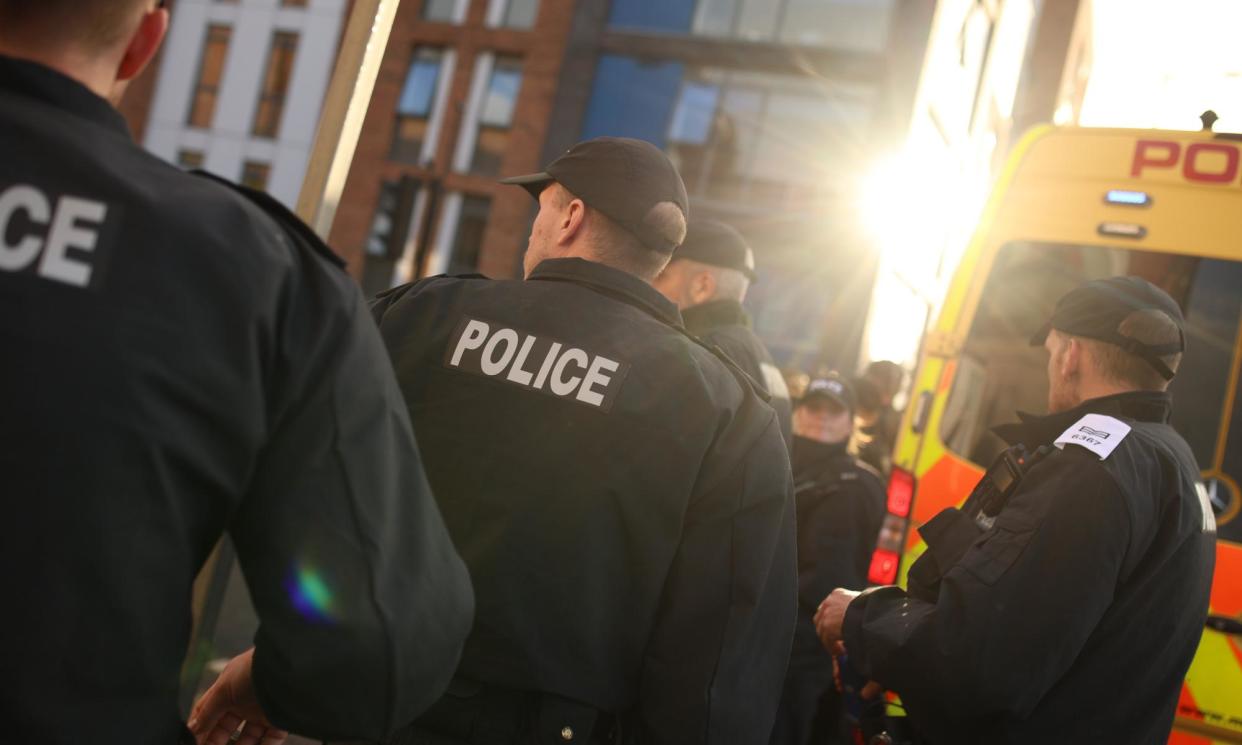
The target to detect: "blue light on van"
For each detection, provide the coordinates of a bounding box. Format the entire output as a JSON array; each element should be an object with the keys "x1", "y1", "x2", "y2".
[{"x1": 1105, "y1": 190, "x2": 1152, "y2": 206}]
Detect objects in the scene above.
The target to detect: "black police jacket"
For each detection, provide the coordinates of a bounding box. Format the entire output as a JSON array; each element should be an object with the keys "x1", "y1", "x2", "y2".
[
  {"x1": 683, "y1": 299, "x2": 793, "y2": 446},
  {"x1": 790, "y1": 439, "x2": 885, "y2": 625},
  {"x1": 842, "y1": 392, "x2": 1216, "y2": 744},
  {"x1": 371, "y1": 258, "x2": 798, "y2": 745},
  {"x1": 0, "y1": 56, "x2": 472, "y2": 744}
]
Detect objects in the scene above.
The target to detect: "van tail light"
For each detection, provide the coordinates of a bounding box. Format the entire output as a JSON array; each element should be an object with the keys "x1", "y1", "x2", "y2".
[
  {"x1": 868, "y1": 549, "x2": 900, "y2": 585},
  {"x1": 887, "y1": 466, "x2": 915, "y2": 518},
  {"x1": 868, "y1": 466, "x2": 917, "y2": 585}
]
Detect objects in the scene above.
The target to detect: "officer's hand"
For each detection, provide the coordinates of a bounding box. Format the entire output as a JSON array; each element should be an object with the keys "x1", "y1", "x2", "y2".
[
  {"x1": 189, "y1": 648, "x2": 289, "y2": 745},
  {"x1": 814, "y1": 588, "x2": 860, "y2": 650}
]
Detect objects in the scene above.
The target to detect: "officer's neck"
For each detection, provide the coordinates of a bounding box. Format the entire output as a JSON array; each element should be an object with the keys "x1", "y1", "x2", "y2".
[
  {"x1": 0, "y1": 44, "x2": 123, "y2": 103},
  {"x1": 1068, "y1": 378, "x2": 1141, "y2": 411}
]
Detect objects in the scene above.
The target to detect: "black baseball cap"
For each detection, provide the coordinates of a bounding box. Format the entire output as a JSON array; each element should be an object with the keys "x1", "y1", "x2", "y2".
[
  {"x1": 500, "y1": 137, "x2": 689, "y2": 253},
  {"x1": 1029, "y1": 276, "x2": 1186, "y2": 381},
  {"x1": 672, "y1": 220, "x2": 757, "y2": 281},
  {"x1": 800, "y1": 374, "x2": 854, "y2": 415}
]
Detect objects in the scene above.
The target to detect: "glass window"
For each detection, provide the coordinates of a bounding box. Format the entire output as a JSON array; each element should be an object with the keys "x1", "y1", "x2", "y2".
[
  {"x1": 423, "y1": 0, "x2": 458, "y2": 22},
  {"x1": 239, "y1": 161, "x2": 271, "y2": 191},
  {"x1": 734, "y1": 0, "x2": 778, "y2": 41},
  {"x1": 177, "y1": 150, "x2": 205, "y2": 169},
  {"x1": 469, "y1": 57, "x2": 523, "y2": 176},
  {"x1": 777, "y1": 0, "x2": 896, "y2": 51},
  {"x1": 663, "y1": 69, "x2": 872, "y2": 203},
  {"x1": 362, "y1": 181, "x2": 402, "y2": 296},
  {"x1": 187, "y1": 25, "x2": 232, "y2": 128},
  {"x1": 692, "y1": 0, "x2": 738, "y2": 36},
  {"x1": 581, "y1": 55, "x2": 685, "y2": 148},
  {"x1": 667, "y1": 82, "x2": 720, "y2": 145},
  {"x1": 940, "y1": 241, "x2": 1242, "y2": 542},
  {"x1": 447, "y1": 195, "x2": 492, "y2": 274},
  {"x1": 502, "y1": 0, "x2": 539, "y2": 28},
  {"x1": 365, "y1": 181, "x2": 401, "y2": 259},
  {"x1": 607, "y1": 0, "x2": 696, "y2": 33},
  {"x1": 392, "y1": 47, "x2": 444, "y2": 164},
  {"x1": 252, "y1": 31, "x2": 299, "y2": 138}
]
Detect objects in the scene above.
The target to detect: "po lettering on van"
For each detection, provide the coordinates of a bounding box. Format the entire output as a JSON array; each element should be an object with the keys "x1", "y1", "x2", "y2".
[
  {"x1": 445, "y1": 317, "x2": 629, "y2": 411},
  {"x1": 0, "y1": 183, "x2": 113, "y2": 289}
]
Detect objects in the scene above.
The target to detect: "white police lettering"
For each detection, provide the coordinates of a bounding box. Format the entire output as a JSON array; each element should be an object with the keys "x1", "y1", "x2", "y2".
[
  {"x1": 1195, "y1": 482, "x2": 1218, "y2": 534},
  {"x1": 0, "y1": 184, "x2": 108, "y2": 288},
  {"x1": 445, "y1": 317, "x2": 630, "y2": 411},
  {"x1": 1054, "y1": 414, "x2": 1131, "y2": 460}
]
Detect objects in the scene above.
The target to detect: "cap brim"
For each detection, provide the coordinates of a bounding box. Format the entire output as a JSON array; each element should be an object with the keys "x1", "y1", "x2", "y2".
[
  {"x1": 498, "y1": 172, "x2": 554, "y2": 200},
  {"x1": 800, "y1": 390, "x2": 850, "y2": 411},
  {"x1": 1029, "y1": 321, "x2": 1052, "y2": 347}
]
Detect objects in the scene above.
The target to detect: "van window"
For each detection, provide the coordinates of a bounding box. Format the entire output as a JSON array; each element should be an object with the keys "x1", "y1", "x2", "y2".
[{"x1": 940, "y1": 241, "x2": 1242, "y2": 542}]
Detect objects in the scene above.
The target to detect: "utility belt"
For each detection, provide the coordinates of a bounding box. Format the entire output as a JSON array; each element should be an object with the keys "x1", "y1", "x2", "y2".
[{"x1": 388, "y1": 678, "x2": 618, "y2": 745}]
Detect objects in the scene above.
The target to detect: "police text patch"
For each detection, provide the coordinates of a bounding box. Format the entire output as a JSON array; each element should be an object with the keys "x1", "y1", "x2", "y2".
[
  {"x1": 1054, "y1": 414, "x2": 1131, "y2": 460},
  {"x1": 444, "y1": 317, "x2": 629, "y2": 411},
  {"x1": 0, "y1": 183, "x2": 114, "y2": 289}
]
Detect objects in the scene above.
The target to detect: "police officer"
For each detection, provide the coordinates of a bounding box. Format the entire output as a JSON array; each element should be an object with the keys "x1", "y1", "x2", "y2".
[
  {"x1": 653, "y1": 219, "x2": 792, "y2": 445},
  {"x1": 815, "y1": 277, "x2": 1217, "y2": 744},
  {"x1": 372, "y1": 137, "x2": 797, "y2": 745},
  {"x1": 0, "y1": 3, "x2": 473, "y2": 743},
  {"x1": 771, "y1": 375, "x2": 884, "y2": 745}
]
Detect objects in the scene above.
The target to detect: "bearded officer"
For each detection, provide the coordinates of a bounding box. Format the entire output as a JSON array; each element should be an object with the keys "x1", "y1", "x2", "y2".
[
  {"x1": 815, "y1": 277, "x2": 1216, "y2": 744},
  {"x1": 373, "y1": 137, "x2": 796, "y2": 745},
  {"x1": 653, "y1": 219, "x2": 792, "y2": 446}
]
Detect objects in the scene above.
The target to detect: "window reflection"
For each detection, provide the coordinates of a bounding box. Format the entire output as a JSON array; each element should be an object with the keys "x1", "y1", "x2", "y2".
[
  {"x1": 392, "y1": 47, "x2": 445, "y2": 164},
  {"x1": 663, "y1": 69, "x2": 874, "y2": 205},
  {"x1": 470, "y1": 56, "x2": 523, "y2": 176}
]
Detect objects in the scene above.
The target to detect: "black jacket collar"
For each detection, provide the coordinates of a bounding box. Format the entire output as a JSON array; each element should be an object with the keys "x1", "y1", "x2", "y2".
[
  {"x1": 0, "y1": 55, "x2": 131, "y2": 138},
  {"x1": 993, "y1": 391, "x2": 1173, "y2": 448},
  {"x1": 792, "y1": 436, "x2": 848, "y2": 470},
  {"x1": 528, "y1": 258, "x2": 684, "y2": 327},
  {"x1": 682, "y1": 299, "x2": 751, "y2": 335}
]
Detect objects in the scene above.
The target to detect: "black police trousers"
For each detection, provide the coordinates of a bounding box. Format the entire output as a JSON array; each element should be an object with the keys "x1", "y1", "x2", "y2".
[{"x1": 387, "y1": 680, "x2": 615, "y2": 745}]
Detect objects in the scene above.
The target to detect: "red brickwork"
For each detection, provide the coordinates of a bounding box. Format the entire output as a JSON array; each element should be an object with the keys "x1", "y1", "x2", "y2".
[{"x1": 329, "y1": 0, "x2": 578, "y2": 280}]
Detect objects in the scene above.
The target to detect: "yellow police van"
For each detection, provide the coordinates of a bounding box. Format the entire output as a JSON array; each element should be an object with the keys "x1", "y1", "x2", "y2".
[{"x1": 871, "y1": 126, "x2": 1242, "y2": 744}]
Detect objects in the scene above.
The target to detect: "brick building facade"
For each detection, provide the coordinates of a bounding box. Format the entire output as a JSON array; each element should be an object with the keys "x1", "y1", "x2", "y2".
[{"x1": 331, "y1": 0, "x2": 577, "y2": 294}]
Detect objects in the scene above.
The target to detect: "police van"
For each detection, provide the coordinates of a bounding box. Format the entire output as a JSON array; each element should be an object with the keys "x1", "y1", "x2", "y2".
[{"x1": 872, "y1": 126, "x2": 1242, "y2": 744}]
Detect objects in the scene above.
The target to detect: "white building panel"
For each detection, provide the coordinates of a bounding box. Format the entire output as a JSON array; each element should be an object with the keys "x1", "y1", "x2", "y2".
[{"x1": 142, "y1": 0, "x2": 347, "y2": 208}]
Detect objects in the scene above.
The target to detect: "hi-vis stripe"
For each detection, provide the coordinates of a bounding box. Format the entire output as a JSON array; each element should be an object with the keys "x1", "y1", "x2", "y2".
[{"x1": 1181, "y1": 619, "x2": 1242, "y2": 739}]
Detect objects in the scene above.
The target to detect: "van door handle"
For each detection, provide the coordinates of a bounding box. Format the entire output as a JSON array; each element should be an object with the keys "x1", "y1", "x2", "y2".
[{"x1": 911, "y1": 390, "x2": 934, "y2": 435}]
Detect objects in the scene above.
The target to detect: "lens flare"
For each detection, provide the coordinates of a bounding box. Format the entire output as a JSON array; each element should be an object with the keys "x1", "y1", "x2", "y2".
[{"x1": 286, "y1": 565, "x2": 336, "y2": 623}]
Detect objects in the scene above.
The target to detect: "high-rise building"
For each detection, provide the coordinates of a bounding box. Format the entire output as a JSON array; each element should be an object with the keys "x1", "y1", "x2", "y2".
[
  {"x1": 335, "y1": 0, "x2": 935, "y2": 369},
  {"x1": 329, "y1": 0, "x2": 575, "y2": 296},
  {"x1": 124, "y1": 0, "x2": 1085, "y2": 373}
]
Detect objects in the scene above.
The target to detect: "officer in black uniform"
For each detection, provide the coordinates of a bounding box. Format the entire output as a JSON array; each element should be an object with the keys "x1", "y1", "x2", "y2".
[
  {"x1": 0, "y1": 3, "x2": 473, "y2": 743},
  {"x1": 653, "y1": 219, "x2": 793, "y2": 445},
  {"x1": 815, "y1": 277, "x2": 1217, "y2": 744},
  {"x1": 771, "y1": 375, "x2": 884, "y2": 745},
  {"x1": 372, "y1": 137, "x2": 797, "y2": 745}
]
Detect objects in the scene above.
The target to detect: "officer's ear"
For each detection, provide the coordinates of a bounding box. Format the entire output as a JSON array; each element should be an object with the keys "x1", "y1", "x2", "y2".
[
  {"x1": 1060, "y1": 336, "x2": 1085, "y2": 378},
  {"x1": 116, "y1": 6, "x2": 169, "y2": 84},
  {"x1": 691, "y1": 269, "x2": 717, "y2": 304},
  {"x1": 558, "y1": 198, "x2": 588, "y2": 246}
]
